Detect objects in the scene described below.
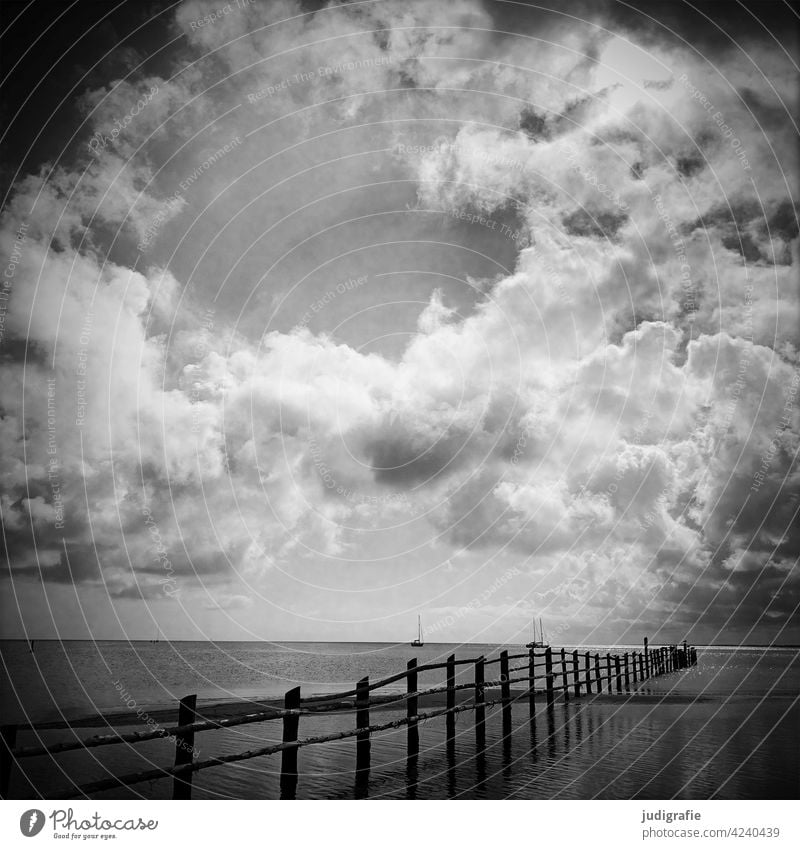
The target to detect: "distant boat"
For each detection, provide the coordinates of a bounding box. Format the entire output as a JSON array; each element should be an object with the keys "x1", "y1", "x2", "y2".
[
  {"x1": 526, "y1": 617, "x2": 548, "y2": 649},
  {"x1": 149, "y1": 626, "x2": 160, "y2": 644},
  {"x1": 410, "y1": 615, "x2": 424, "y2": 647}
]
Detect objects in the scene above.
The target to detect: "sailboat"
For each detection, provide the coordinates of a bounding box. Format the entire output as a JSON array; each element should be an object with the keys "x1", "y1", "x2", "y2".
[
  {"x1": 149, "y1": 625, "x2": 160, "y2": 644},
  {"x1": 525, "y1": 617, "x2": 548, "y2": 649},
  {"x1": 410, "y1": 615, "x2": 424, "y2": 647}
]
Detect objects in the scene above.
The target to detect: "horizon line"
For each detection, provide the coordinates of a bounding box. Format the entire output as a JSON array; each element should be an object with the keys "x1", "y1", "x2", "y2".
[{"x1": 3, "y1": 638, "x2": 798, "y2": 648}]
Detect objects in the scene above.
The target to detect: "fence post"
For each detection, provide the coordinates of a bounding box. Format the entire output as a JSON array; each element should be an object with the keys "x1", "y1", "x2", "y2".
[
  {"x1": 632, "y1": 651, "x2": 638, "y2": 684},
  {"x1": 172, "y1": 694, "x2": 197, "y2": 800},
  {"x1": 624, "y1": 653, "x2": 630, "y2": 691},
  {"x1": 406, "y1": 659, "x2": 419, "y2": 759},
  {"x1": 644, "y1": 637, "x2": 650, "y2": 679},
  {"x1": 279, "y1": 687, "x2": 301, "y2": 800},
  {"x1": 545, "y1": 647, "x2": 554, "y2": 707},
  {"x1": 614, "y1": 656, "x2": 622, "y2": 693},
  {"x1": 474, "y1": 657, "x2": 486, "y2": 750},
  {"x1": 560, "y1": 648, "x2": 570, "y2": 702},
  {"x1": 446, "y1": 654, "x2": 456, "y2": 750},
  {"x1": 606, "y1": 653, "x2": 613, "y2": 693},
  {"x1": 0, "y1": 725, "x2": 17, "y2": 799},
  {"x1": 528, "y1": 649, "x2": 536, "y2": 719},
  {"x1": 500, "y1": 650, "x2": 511, "y2": 739},
  {"x1": 584, "y1": 652, "x2": 592, "y2": 696},
  {"x1": 594, "y1": 654, "x2": 601, "y2": 693},
  {"x1": 682, "y1": 640, "x2": 688, "y2": 669},
  {"x1": 356, "y1": 677, "x2": 370, "y2": 777},
  {"x1": 572, "y1": 650, "x2": 580, "y2": 697}
]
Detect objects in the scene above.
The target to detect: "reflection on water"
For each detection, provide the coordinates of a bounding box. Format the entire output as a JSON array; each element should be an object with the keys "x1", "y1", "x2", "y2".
[
  {"x1": 10, "y1": 691, "x2": 798, "y2": 800},
  {"x1": 4, "y1": 645, "x2": 799, "y2": 799}
]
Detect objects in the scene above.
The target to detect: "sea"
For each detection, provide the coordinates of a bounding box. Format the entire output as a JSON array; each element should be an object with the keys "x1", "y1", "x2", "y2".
[{"x1": 1, "y1": 640, "x2": 798, "y2": 799}]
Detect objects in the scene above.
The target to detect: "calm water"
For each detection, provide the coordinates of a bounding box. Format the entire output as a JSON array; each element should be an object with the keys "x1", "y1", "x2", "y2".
[{"x1": 2, "y1": 641, "x2": 798, "y2": 799}]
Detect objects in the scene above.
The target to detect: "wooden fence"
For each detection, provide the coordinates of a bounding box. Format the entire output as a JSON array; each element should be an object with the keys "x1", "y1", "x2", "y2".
[{"x1": 0, "y1": 639, "x2": 697, "y2": 800}]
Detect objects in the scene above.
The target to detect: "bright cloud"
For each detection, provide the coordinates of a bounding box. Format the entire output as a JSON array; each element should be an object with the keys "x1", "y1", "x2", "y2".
[{"x1": 1, "y1": 0, "x2": 797, "y2": 643}]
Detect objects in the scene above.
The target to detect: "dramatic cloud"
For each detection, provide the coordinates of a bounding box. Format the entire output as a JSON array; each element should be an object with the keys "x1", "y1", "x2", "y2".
[{"x1": 1, "y1": 0, "x2": 797, "y2": 642}]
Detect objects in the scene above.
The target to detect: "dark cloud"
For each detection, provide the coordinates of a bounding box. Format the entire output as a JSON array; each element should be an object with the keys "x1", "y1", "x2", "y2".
[
  {"x1": 766, "y1": 200, "x2": 799, "y2": 243},
  {"x1": 0, "y1": 0, "x2": 175, "y2": 198},
  {"x1": 676, "y1": 153, "x2": 705, "y2": 178},
  {"x1": 562, "y1": 207, "x2": 628, "y2": 240},
  {"x1": 686, "y1": 198, "x2": 798, "y2": 265},
  {"x1": 518, "y1": 107, "x2": 551, "y2": 141},
  {"x1": 483, "y1": 0, "x2": 796, "y2": 53},
  {"x1": 367, "y1": 419, "x2": 474, "y2": 486}
]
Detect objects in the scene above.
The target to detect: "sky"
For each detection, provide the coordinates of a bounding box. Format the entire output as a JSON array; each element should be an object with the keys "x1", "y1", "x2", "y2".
[{"x1": 0, "y1": 0, "x2": 798, "y2": 646}]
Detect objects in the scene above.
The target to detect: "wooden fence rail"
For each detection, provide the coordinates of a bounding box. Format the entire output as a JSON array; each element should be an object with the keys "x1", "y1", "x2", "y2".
[{"x1": 0, "y1": 639, "x2": 697, "y2": 800}]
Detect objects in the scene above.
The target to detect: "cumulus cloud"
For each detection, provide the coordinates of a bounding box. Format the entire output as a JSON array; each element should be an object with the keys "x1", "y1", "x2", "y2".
[{"x1": 0, "y1": 0, "x2": 797, "y2": 640}]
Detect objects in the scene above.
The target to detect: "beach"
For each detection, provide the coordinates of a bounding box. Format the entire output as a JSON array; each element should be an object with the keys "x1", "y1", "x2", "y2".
[{"x1": 2, "y1": 641, "x2": 798, "y2": 799}]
